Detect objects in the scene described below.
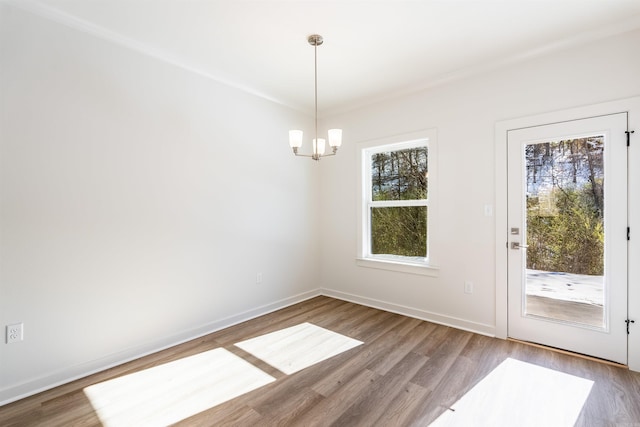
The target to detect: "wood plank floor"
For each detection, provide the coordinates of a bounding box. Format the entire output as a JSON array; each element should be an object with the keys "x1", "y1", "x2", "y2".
[{"x1": 1, "y1": 296, "x2": 639, "y2": 426}]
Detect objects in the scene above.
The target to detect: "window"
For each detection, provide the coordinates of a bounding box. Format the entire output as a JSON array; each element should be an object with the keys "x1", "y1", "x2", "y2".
[{"x1": 357, "y1": 130, "x2": 438, "y2": 276}]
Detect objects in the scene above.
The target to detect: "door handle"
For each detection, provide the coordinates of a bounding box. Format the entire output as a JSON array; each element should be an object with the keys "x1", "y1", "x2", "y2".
[{"x1": 510, "y1": 242, "x2": 529, "y2": 250}]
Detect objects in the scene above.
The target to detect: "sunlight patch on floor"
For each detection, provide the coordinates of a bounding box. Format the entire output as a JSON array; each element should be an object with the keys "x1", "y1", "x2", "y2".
[
  {"x1": 429, "y1": 358, "x2": 593, "y2": 427},
  {"x1": 235, "y1": 322, "x2": 363, "y2": 375},
  {"x1": 83, "y1": 348, "x2": 275, "y2": 427}
]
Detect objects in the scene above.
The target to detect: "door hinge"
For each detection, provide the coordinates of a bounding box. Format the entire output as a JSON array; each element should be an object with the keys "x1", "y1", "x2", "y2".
[
  {"x1": 626, "y1": 130, "x2": 635, "y2": 147},
  {"x1": 626, "y1": 319, "x2": 635, "y2": 334},
  {"x1": 628, "y1": 227, "x2": 631, "y2": 241}
]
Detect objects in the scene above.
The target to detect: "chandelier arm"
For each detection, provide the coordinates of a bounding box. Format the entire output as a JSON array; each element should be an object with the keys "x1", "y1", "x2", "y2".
[
  {"x1": 292, "y1": 151, "x2": 336, "y2": 159},
  {"x1": 292, "y1": 152, "x2": 317, "y2": 159}
]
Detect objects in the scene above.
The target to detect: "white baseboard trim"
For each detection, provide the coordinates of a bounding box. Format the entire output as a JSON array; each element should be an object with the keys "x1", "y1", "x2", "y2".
[
  {"x1": 0, "y1": 289, "x2": 321, "y2": 406},
  {"x1": 321, "y1": 288, "x2": 496, "y2": 337}
]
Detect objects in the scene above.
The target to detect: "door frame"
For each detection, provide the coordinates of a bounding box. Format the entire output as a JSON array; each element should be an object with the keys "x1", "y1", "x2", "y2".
[{"x1": 495, "y1": 96, "x2": 640, "y2": 371}]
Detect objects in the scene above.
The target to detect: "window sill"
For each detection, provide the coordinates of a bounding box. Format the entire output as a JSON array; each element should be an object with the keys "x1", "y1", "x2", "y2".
[{"x1": 356, "y1": 257, "x2": 439, "y2": 277}]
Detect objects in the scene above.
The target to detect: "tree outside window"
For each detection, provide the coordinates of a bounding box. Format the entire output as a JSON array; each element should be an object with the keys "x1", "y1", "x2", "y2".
[{"x1": 525, "y1": 136, "x2": 605, "y2": 276}]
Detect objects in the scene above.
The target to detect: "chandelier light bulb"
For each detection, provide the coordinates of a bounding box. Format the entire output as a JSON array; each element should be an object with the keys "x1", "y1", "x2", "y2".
[
  {"x1": 313, "y1": 138, "x2": 326, "y2": 156},
  {"x1": 328, "y1": 129, "x2": 342, "y2": 148},
  {"x1": 289, "y1": 130, "x2": 303, "y2": 148}
]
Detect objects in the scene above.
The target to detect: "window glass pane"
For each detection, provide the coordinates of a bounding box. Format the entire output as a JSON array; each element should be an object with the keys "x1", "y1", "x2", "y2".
[
  {"x1": 371, "y1": 206, "x2": 427, "y2": 257},
  {"x1": 371, "y1": 147, "x2": 428, "y2": 201}
]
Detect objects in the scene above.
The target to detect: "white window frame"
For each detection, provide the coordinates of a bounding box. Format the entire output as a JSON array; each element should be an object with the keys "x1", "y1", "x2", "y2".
[{"x1": 357, "y1": 129, "x2": 439, "y2": 276}]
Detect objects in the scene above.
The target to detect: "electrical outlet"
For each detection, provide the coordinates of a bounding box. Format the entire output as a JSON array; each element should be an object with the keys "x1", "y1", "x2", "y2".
[
  {"x1": 464, "y1": 281, "x2": 474, "y2": 294},
  {"x1": 6, "y1": 323, "x2": 23, "y2": 344},
  {"x1": 256, "y1": 273, "x2": 263, "y2": 284}
]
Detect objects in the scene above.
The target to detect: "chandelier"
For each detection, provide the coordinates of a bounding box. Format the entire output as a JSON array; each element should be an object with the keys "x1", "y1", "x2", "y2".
[{"x1": 288, "y1": 34, "x2": 342, "y2": 161}]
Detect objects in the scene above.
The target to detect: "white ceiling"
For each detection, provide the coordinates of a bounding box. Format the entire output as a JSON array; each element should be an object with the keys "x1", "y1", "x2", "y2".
[{"x1": 15, "y1": 0, "x2": 640, "y2": 116}]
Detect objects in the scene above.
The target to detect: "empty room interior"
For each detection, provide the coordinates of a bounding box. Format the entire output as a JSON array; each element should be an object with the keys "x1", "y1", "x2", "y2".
[{"x1": 1, "y1": 0, "x2": 640, "y2": 425}]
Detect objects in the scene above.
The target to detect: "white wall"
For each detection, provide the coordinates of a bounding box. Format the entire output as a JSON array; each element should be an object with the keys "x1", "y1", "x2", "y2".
[
  {"x1": 319, "y1": 30, "x2": 640, "y2": 350},
  {"x1": 0, "y1": 4, "x2": 320, "y2": 403}
]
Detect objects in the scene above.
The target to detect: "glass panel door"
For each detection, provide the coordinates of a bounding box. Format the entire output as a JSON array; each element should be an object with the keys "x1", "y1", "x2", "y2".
[{"x1": 507, "y1": 113, "x2": 628, "y2": 364}]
